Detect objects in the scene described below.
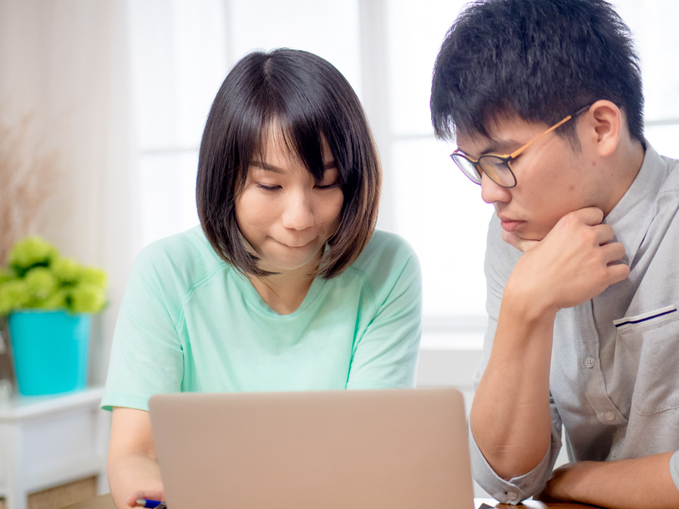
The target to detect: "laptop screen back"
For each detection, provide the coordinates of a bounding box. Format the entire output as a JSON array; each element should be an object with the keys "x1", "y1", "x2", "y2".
[{"x1": 149, "y1": 388, "x2": 474, "y2": 509}]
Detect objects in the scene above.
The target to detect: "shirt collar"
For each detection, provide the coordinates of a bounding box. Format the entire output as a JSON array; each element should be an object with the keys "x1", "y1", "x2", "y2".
[{"x1": 604, "y1": 141, "x2": 668, "y2": 265}]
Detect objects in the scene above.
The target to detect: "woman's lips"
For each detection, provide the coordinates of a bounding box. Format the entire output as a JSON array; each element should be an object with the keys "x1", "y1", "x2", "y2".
[
  {"x1": 500, "y1": 219, "x2": 526, "y2": 233},
  {"x1": 278, "y1": 237, "x2": 316, "y2": 249}
]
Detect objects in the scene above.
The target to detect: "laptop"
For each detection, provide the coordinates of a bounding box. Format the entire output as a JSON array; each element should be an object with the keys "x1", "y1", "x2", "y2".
[{"x1": 149, "y1": 388, "x2": 476, "y2": 509}]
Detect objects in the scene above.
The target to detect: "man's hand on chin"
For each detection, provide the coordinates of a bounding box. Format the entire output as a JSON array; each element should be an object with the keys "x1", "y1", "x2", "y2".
[
  {"x1": 502, "y1": 206, "x2": 630, "y2": 313},
  {"x1": 501, "y1": 229, "x2": 540, "y2": 253},
  {"x1": 500, "y1": 206, "x2": 601, "y2": 254}
]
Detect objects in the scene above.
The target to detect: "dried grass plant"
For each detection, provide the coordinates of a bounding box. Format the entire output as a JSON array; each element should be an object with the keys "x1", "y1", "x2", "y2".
[{"x1": 0, "y1": 114, "x2": 58, "y2": 266}]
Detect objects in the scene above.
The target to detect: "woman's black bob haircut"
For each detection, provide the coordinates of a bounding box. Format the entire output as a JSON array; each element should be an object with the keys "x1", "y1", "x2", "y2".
[
  {"x1": 197, "y1": 48, "x2": 381, "y2": 279},
  {"x1": 431, "y1": 0, "x2": 644, "y2": 146}
]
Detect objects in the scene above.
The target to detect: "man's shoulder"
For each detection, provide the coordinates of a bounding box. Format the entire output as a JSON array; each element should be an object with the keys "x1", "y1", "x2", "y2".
[{"x1": 660, "y1": 153, "x2": 679, "y2": 193}]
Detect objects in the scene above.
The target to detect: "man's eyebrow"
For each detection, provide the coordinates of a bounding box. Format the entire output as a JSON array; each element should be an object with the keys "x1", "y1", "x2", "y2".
[
  {"x1": 458, "y1": 137, "x2": 522, "y2": 158},
  {"x1": 250, "y1": 160, "x2": 338, "y2": 172},
  {"x1": 478, "y1": 138, "x2": 522, "y2": 156}
]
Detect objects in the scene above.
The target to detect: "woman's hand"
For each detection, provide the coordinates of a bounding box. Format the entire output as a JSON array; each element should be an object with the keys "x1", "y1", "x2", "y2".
[
  {"x1": 126, "y1": 489, "x2": 166, "y2": 508},
  {"x1": 108, "y1": 407, "x2": 164, "y2": 509}
]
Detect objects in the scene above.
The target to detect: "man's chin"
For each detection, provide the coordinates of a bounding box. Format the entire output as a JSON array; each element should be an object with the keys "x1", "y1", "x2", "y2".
[
  {"x1": 503, "y1": 229, "x2": 547, "y2": 244},
  {"x1": 517, "y1": 234, "x2": 546, "y2": 242}
]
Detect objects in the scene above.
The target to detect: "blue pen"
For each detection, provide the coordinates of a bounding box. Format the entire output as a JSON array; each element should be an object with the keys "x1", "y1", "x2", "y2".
[{"x1": 136, "y1": 499, "x2": 167, "y2": 509}]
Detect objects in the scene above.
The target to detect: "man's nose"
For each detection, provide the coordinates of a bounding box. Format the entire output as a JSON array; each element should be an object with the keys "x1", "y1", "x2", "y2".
[{"x1": 480, "y1": 173, "x2": 511, "y2": 205}]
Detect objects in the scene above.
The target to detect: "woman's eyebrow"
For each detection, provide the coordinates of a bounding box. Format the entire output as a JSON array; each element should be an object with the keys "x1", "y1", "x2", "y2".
[
  {"x1": 250, "y1": 160, "x2": 338, "y2": 172},
  {"x1": 250, "y1": 161, "x2": 285, "y2": 173}
]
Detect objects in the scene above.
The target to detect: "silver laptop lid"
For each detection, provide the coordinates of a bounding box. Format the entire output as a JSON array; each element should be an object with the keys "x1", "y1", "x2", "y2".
[{"x1": 149, "y1": 388, "x2": 474, "y2": 509}]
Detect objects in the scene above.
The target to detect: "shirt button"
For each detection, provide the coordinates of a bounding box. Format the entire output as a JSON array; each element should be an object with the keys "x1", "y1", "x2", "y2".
[
  {"x1": 507, "y1": 492, "x2": 518, "y2": 501},
  {"x1": 584, "y1": 356, "x2": 595, "y2": 368},
  {"x1": 604, "y1": 411, "x2": 615, "y2": 421}
]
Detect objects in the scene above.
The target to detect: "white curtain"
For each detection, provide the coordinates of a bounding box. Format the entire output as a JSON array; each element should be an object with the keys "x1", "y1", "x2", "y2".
[{"x1": 0, "y1": 0, "x2": 136, "y2": 385}]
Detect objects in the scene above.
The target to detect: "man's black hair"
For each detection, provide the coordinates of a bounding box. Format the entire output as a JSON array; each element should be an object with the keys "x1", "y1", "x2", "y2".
[{"x1": 431, "y1": 0, "x2": 644, "y2": 144}]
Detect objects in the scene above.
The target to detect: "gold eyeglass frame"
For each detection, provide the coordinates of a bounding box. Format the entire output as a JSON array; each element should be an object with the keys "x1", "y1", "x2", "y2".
[{"x1": 450, "y1": 103, "x2": 594, "y2": 188}]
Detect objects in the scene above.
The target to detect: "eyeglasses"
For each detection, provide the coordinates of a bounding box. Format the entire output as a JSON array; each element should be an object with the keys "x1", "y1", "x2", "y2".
[{"x1": 450, "y1": 104, "x2": 593, "y2": 188}]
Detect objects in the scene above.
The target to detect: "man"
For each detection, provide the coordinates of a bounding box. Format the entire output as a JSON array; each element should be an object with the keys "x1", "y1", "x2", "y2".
[{"x1": 430, "y1": 0, "x2": 679, "y2": 507}]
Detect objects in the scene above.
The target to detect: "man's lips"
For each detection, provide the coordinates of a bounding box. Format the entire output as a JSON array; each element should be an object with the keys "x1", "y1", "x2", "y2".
[{"x1": 498, "y1": 216, "x2": 526, "y2": 233}]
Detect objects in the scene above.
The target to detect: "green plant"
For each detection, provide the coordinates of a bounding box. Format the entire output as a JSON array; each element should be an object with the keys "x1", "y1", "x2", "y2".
[{"x1": 0, "y1": 236, "x2": 107, "y2": 316}]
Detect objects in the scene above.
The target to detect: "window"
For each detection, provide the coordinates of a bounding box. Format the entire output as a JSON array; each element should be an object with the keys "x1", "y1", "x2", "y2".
[{"x1": 128, "y1": 0, "x2": 679, "y2": 346}]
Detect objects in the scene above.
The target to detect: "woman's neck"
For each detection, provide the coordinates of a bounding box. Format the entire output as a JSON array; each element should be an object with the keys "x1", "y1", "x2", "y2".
[{"x1": 247, "y1": 261, "x2": 319, "y2": 316}]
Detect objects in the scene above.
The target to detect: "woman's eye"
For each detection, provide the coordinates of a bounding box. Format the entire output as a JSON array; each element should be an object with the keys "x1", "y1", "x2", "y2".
[
  {"x1": 315, "y1": 182, "x2": 339, "y2": 190},
  {"x1": 256, "y1": 183, "x2": 281, "y2": 191}
]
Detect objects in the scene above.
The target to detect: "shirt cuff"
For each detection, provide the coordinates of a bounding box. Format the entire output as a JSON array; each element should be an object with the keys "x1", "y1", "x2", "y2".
[
  {"x1": 469, "y1": 428, "x2": 560, "y2": 504},
  {"x1": 670, "y1": 450, "x2": 679, "y2": 491}
]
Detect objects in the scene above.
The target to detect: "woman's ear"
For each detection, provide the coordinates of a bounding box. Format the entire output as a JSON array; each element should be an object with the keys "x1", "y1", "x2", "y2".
[{"x1": 583, "y1": 100, "x2": 622, "y2": 158}]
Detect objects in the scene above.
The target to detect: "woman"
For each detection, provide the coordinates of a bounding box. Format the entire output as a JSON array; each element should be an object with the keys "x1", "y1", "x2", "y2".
[{"x1": 103, "y1": 49, "x2": 422, "y2": 508}]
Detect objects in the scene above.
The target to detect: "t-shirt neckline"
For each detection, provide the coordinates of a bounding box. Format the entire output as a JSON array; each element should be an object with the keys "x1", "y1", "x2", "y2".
[{"x1": 233, "y1": 269, "x2": 328, "y2": 318}]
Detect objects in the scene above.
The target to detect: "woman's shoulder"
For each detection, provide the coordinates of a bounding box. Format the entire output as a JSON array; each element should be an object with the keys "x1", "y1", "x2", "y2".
[
  {"x1": 352, "y1": 229, "x2": 418, "y2": 269},
  {"x1": 131, "y1": 226, "x2": 227, "y2": 291},
  {"x1": 346, "y1": 230, "x2": 420, "y2": 291}
]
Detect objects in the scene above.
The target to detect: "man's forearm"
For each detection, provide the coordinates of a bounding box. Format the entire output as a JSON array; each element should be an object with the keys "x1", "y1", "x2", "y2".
[
  {"x1": 543, "y1": 452, "x2": 679, "y2": 509},
  {"x1": 471, "y1": 292, "x2": 557, "y2": 479}
]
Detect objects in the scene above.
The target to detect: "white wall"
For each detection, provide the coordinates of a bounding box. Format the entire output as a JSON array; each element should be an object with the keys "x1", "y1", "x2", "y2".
[{"x1": 0, "y1": 0, "x2": 136, "y2": 385}]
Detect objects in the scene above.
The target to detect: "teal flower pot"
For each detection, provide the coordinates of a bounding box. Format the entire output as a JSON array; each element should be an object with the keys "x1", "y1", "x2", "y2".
[{"x1": 8, "y1": 310, "x2": 91, "y2": 396}]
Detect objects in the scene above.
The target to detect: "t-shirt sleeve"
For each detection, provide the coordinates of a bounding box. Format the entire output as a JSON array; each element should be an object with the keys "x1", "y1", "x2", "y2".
[
  {"x1": 346, "y1": 234, "x2": 422, "y2": 390},
  {"x1": 469, "y1": 216, "x2": 562, "y2": 503},
  {"x1": 101, "y1": 244, "x2": 184, "y2": 411}
]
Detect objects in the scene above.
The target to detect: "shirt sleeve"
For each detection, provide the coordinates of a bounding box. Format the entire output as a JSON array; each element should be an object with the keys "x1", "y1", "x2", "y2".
[
  {"x1": 346, "y1": 237, "x2": 422, "y2": 390},
  {"x1": 101, "y1": 243, "x2": 185, "y2": 411},
  {"x1": 469, "y1": 216, "x2": 563, "y2": 503},
  {"x1": 671, "y1": 451, "x2": 679, "y2": 491}
]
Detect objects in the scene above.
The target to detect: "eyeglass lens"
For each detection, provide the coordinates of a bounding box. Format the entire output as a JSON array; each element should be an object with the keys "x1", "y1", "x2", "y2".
[
  {"x1": 478, "y1": 156, "x2": 516, "y2": 187},
  {"x1": 451, "y1": 154, "x2": 482, "y2": 184},
  {"x1": 451, "y1": 154, "x2": 516, "y2": 187}
]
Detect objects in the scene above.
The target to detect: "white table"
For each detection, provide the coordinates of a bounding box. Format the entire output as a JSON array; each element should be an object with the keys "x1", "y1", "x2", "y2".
[
  {"x1": 64, "y1": 494, "x2": 600, "y2": 508},
  {"x1": 0, "y1": 387, "x2": 109, "y2": 509}
]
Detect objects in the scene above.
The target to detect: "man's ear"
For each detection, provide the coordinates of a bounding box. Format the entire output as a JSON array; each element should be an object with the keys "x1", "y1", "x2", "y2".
[{"x1": 582, "y1": 100, "x2": 622, "y2": 157}]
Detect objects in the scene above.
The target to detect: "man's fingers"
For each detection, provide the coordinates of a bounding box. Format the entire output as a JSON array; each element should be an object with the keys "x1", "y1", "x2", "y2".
[
  {"x1": 572, "y1": 206, "x2": 605, "y2": 226},
  {"x1": 593, "y1": 224, "x2": 615, "y2": 245},
  {"x1": 602, "y1": 241, "x2": 630, "y2": 284},
  {"x1": 601, "y1": 242, "x2": 626, "y2": 264},
  {"x1": 502, "y1": 230, "x2": 539, "y2": 253},
  {"x1": 501, "y1": 230, "x2": 521, "y2": 250},
  {"x1": 607, "y1": 261, "x2": 631, "y2": 284},
  {"x1": 519, "y1": 238, "x2": 540, "y2": 253}
]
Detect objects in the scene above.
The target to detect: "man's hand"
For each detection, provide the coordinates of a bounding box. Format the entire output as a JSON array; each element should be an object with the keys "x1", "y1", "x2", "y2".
[
  {"x1": 536, "y1": 462, "x2": 589, "y2": 502},
  {"x1": 503, "y1": 207, "x2": 630, "y2": 313},
  {"x1": 536, "y1": 453, "x2": 679, "y2": 509}
]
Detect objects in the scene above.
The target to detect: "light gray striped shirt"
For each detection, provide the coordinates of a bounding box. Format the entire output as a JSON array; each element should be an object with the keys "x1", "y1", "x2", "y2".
[{"x1": 471, "y1": 143, "x2": 679, "y2": 504}]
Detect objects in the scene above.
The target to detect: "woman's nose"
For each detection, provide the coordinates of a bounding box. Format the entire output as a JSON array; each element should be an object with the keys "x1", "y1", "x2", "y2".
[{"x1": 281, "y1": 190, "x2": 315, "y2": 230}]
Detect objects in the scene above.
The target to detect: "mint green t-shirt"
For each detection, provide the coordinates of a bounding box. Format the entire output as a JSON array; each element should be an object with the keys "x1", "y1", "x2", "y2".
[{"x1": 101, "y1": 227, "x2": 422, "y2": 411}]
